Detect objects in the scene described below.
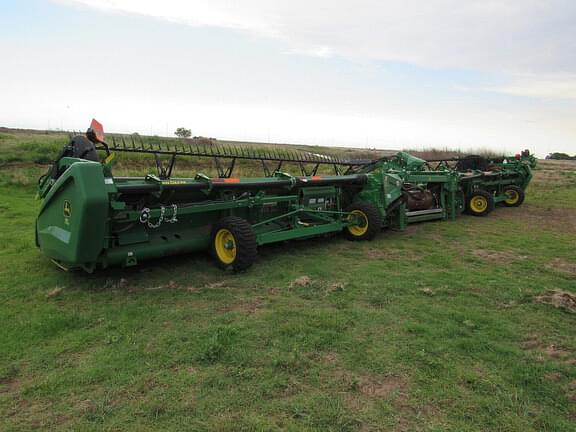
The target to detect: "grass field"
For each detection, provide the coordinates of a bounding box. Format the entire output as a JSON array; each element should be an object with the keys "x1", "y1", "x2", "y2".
[{"x1": 0, "y1": 129, "x2": 575, "y2": 431}]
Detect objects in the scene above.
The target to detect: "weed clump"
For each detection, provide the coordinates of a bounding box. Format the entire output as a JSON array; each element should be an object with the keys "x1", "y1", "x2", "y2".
[{"x1": 198, "y1": 326, "x2": 239, "y2": 363}]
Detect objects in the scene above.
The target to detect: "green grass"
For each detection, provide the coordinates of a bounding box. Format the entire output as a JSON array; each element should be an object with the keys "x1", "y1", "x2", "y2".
[
  {"x1": 0, "y1": 129, "x2": 575, "y2": 431},
  {"x1": 0, "y1": 127, "x2": 387, "y2": 173},
  {"x1": 0, "y1": 130, "x2": 67, "y2": 164}
]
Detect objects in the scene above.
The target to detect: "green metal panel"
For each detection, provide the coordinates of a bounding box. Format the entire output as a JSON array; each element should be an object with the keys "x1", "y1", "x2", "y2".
[{"x1": 36, "y1": 160, "x2": 108, "y2": 270}]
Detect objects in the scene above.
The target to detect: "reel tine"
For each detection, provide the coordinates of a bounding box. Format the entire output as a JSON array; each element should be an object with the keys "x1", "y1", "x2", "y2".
[{"x1": 95, "y1": 129, "x2": 364, "y2": 167}]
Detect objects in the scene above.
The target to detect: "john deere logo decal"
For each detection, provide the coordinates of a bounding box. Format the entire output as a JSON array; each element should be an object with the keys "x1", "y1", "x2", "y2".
[{"x1": 63, "y1": 200, "x2": 72, "y2": 218}]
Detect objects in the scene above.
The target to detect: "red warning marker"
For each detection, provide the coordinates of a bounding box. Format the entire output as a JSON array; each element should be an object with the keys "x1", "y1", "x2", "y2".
[{"x1": 90, "y1": 118, "x2": 105, "y2": 143}]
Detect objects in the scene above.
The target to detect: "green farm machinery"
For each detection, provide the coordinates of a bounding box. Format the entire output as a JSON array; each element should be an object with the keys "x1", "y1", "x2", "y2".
[{"x1": 35, "y1": 120, "x2": 535, "y2": 272}]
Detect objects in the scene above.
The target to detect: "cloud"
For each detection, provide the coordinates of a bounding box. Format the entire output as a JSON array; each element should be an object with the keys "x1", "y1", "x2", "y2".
[
  {"x1": 55, "y1": 1, "x2": 576, "y2": 100},
  {"x1": 486, "y1": 75, "x2": 576, "y2": 99},
  {"x1": 57, "y1": 0, "x2": 282, "y2": 37},
  {"x1": 58, "y1": 0, "x2": 576, "y2": 76},
  {"x1": 289, "y1": 45, "x2": 335, "y2": 58}
]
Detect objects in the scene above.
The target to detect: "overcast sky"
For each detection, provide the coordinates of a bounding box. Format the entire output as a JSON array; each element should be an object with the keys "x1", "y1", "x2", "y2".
[{"x1": 1, "y1": 0, "x2": 575, "y2": 155}]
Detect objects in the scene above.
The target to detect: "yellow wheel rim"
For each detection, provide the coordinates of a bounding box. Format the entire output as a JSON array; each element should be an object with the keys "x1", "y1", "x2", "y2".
[
  {"x1": 214, "y1": 228, "x2": 237, "y2": 264},
  {"x1": 470, "y1": 196, "x2": 488, "y2": 213},
  {"x1": 504, "y1": 190, "x2": 519, "y2": 205},
  {"x1": 347, "y1": 210, "x2": 369, "y2": 236}
]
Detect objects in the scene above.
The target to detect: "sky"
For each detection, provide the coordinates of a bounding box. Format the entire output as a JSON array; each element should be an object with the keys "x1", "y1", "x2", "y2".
[{"x1": 1, "y1": 0, "x2": 575, "y2": 156}]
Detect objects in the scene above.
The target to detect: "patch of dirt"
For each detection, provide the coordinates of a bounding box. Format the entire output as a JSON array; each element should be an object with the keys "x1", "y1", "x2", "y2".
[
  {"x1": 535, "y1": 289, "x2": 576, "y2": 313},
  {"x1": 520, "y1": 337, "x2": 575, "y2": 364},
  {"x1": 335, "y1": 369, "x2": 407, "y2": 400},
  {"x1": 320, "y1": 352, "x2": 338, "y2": 365},
  {"x1": 344, "y1": 393, "x2": 367, "y2": 411},
  {"x1": 366, "y1": 249, "x2": 387, "y2": 259},
  {"x1": 544, "y1": 372, "x2": 563, "y2": 382},
  {"x1": 348, "y1": 372, "x2": 433, "y2": 432},
  {"x1": 520, "y1": 337, "x2": 541, "y2": 350},
  {"x1": 0, "y1": 376, "x2": 21, "y2": 393},
  {"x1": 404, "y1": 225, "x2": 419, "y2": 235},
  {"x1": 0, "y1": 389, "x2": 79, "y2": 429},
  {"x1": 204, "y1": 281, "x2": 228, "y2": 289},
  {"x1": 333, "y1": 368, "x2": 433, "y2": 432},
  {"x1": 289, "y1": 276, "x2": 312, "y2": 288},
  {"x1": 366, "y1": 249, "x2": 418, "y2": 261},
  {"x1": 493, "y1": 206, "x2": 576, "y2": 234},
  {"x1": 420, "y1": 288, "x2": 434, "y2": 296},
  {"x1": 567, "y1": 380, "x2": 576, "y2": 402},
  {"x1": 222, "y1": 298, "x2": 263, "y2": 315},
  {"x1": 471, "y1": 249, "x2": 527, "y2": 263},
  {"x1": 545, "y1": 259, "x2": 576, "y2": 279},
  {"x1": 143, "y1": 280, "x2": 180, "y2": 291},
  {"x1": 135, "y1": 280, "x2": 233, "y2": 293},
  {"x1": 544, "y1": 345, "x2": 571, "y2": 359},
  {"x1": 427, "y1": 232, "x2": 443, "y2": 242},
  {"x1": 359, "y1": 375, "x2": 407, "y2": 399},
  {"x1": 497, "y1": 300, "x2": 517, "y2": 309}
]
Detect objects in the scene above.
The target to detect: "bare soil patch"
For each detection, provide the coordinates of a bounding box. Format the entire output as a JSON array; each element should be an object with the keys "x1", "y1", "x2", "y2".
[
  {"x1": 335, "y1": 368, "x2": 408, "y2": 401},
  {"x1": 221, "y1": 298, "x2": 263, "y2": 315},
  {"x1": 493, "y1": 206, "x2": 576, "y2": 234},
  {"x1": 567, "y1": 380, "x2": 576, "y2": 402},
  {"x1": 0, "y1": 376, "x2": 21, "y2": 394},
  {"x1": 544, "y1": 344, "x2": 571, "y2": 359},
  {"x1": 289, "y1": 276, "x2": 312, "y2": 288},
  {"x1": 520, "y1": 336, "x2": 575, "y2": 365},
  {"x1": 366, "y1": 249, "x2": 387, "y2": 258},
  {"x1": 204, "y1": 281, "x2": 229, "y2": 289},
  {"x1": 319, "y1": 352, "x2": 338, "y2": 365},
  {"x1": 545, "y1": 259, "x2": 576, "y2": 279},
  {"x1": 544, "y1": 372, "x2": 563, "y2": 382},
  {"x1": 535, "y1": 289, "x2": 576, "y2": 313},
  {"x1": 366, "y1": 249, "x2": 418, "y2": 261},
  {"x1": 358, "y1": 375, "x2": 407, "y2": 399},
  {"x1": 471, "y1": 249, "x2": 527, "y2": 263}
]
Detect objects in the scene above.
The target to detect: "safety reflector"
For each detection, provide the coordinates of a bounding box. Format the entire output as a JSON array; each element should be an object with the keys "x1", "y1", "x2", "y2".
[{"x1": 212, "y1": 178, "x2": 241, "y2": 183}]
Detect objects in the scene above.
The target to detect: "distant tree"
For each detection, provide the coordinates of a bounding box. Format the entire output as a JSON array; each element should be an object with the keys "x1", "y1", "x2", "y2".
[
  {"x1": 546, "y1": 152, "x2": 575, "y2": 160},
  {"x1": 174, "y1": 127, "x2": 191, "y2": 138}
]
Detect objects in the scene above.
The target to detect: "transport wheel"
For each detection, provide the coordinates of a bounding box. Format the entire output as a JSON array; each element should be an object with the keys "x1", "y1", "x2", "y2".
[
  {"x1": 344, "y1": 202, "x2": 381, "y2": 241},
  {"x1": 502, "y1": 185, "x2": 525, "y2": 207},
  {"x1": 466, "y1": 190, "x2": 495, "y2": 217},
  {"x1": 211, "y1": 216, "x2": 257, "y2": 271}
]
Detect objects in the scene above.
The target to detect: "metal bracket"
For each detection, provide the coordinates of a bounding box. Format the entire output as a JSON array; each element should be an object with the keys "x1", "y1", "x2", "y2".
[
  {"x1": 154, "y1": 153, "x2": 177, "y2": 179},
  {"x1": 214, "y1": 157, "x2": 236, "y2": 178},
  {"x1": 298, "y1": 162, "x2": 320, "y2": 177},
  {"x1": 261, "y1": 160, "x2": 284, "y2": 177}
]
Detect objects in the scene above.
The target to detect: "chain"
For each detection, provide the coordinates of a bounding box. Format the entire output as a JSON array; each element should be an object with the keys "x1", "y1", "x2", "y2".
[
  {"x1": 139, "y1": 204, "x2": 178, "y2": 229},
  {"x1": 165, "y1": 204, "x2": 178, "y2": 224}
]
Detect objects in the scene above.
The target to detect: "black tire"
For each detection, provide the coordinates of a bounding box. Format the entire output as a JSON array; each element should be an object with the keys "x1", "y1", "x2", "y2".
[
  {"x1": 466, "y1": 190, "x2": 495, "y2": 217},
  {"x1": 211, "y1": 216, "x2": 257, "y2": 271},
  {"x1": 502, "y1": 185, "x2": 525, "y2": 207},
  {"x1": 344, "y1": 202, "x2": 381, "y2": 241}
]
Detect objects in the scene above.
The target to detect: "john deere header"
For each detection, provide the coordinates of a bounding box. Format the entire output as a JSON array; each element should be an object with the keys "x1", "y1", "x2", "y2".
[{"x1": 36, "y1": 120, "x2": 535, "y2": 272}]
